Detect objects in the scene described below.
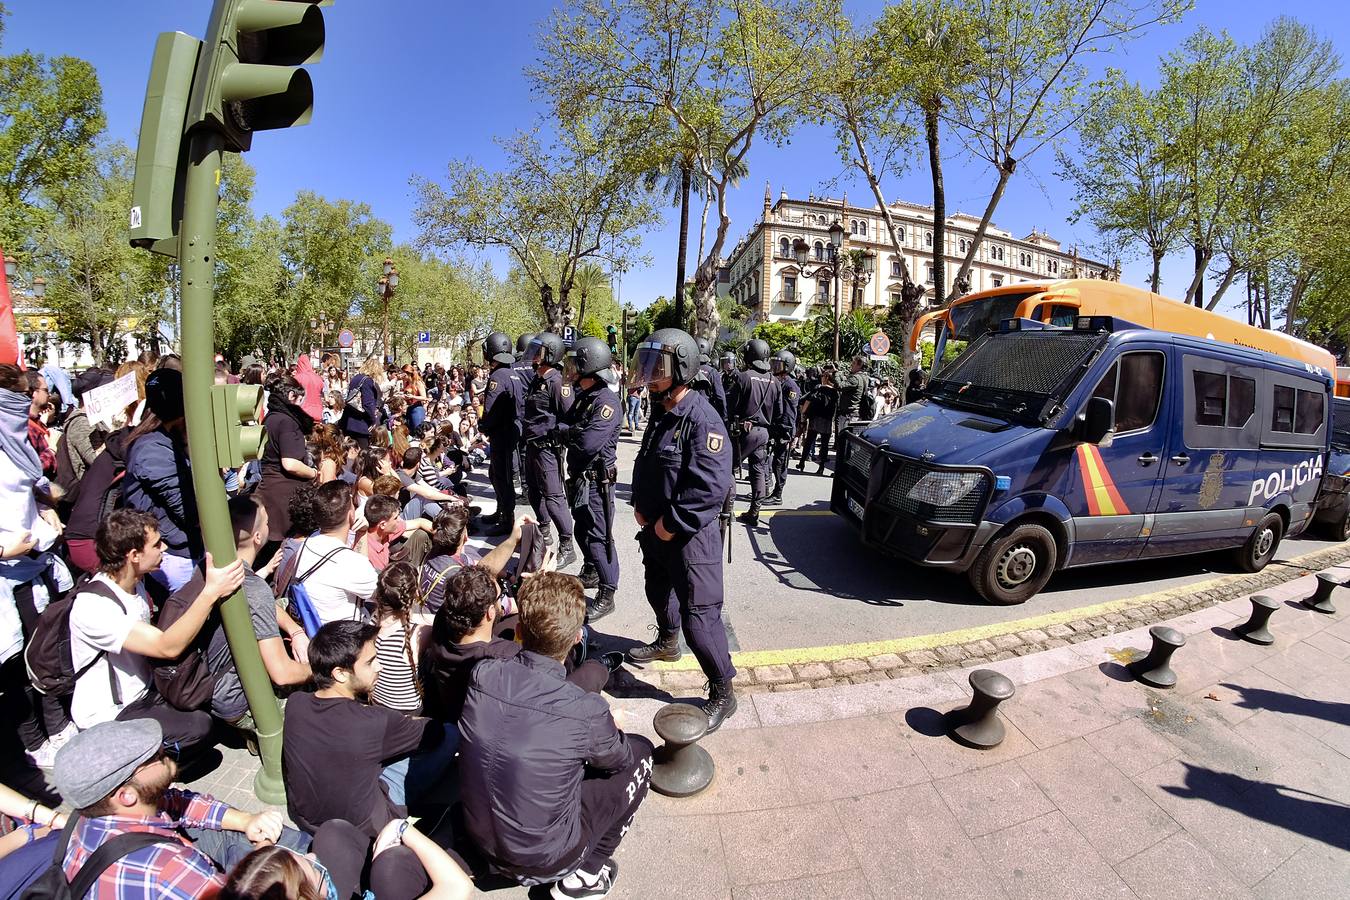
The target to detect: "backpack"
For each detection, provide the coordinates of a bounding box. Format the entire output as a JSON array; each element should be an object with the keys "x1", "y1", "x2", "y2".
[
  {"x1": 273, "y1": 540, "x2": 346, "y2": 637},
  {"x1": 857, "y1": 374, "x2": 877, "y2": 420},
  {"x1": 24, "y1": 577, "x2": 127, "y2": 700},
  {"x1": 344, "y1": 374, "x2": 367, "y2": 414},
  {"x1": 150, "y1": 573, "x2": 218, "y2": 711},
  {"x1": 21, "y1": 814, "x2": 170, "y2": 900}
]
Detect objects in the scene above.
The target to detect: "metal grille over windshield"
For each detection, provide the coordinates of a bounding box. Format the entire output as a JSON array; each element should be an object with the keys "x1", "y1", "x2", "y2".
[{"x1": 933, "y1": 331, "x2": 1102, "y2": 397}]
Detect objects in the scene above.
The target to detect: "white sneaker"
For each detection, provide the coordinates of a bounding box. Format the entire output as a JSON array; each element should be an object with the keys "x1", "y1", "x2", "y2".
[
  {"x1": 49, "y1": 722, "x2": 78, "y2": 749},
  {"x1": 26, "y1": 741, "x2": 58, "y2": 770},
  {"x1": 550, "y1": 859, "x2": 618, "y2": 900}
]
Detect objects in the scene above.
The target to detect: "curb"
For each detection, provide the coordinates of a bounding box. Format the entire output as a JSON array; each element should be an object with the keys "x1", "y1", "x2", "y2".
[{"x1": 636, "y1": 541, "x2": 1350, "y2": 695}]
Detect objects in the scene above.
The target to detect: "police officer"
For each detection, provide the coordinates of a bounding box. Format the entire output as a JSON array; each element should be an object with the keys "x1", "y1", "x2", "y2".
[
  {"x1": 627, "y1": 328, "x2": 738, "y2": 732},
  {"x1": 555, "y1": 337, "x2": 623, "y2": 621},
  {"x1": 511, "y1": 333, "x2": 537, "y2": 495},
  {"x1": 728, "y1": 339, "x2": 780, "y2": 527},
  {"x1": 766, "y1": 349, "x2": 800, "y2": 506},
  {"x1": 693, "y1": 336, "x2": 728, "y2": 422},
  {"x1": 478, "y1": 332, "x2": 526, "y2": 537},
  {"x1": 522, "y1": 332, "x2": 576, "y2": 568},
  {"x1": 720, "y1": 352, "x2": 739, "y2": 475}
]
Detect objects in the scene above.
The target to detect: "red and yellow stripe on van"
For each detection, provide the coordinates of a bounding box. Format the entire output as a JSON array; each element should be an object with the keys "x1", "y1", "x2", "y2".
[{"x1": 1076, "y1": 444, "x2": 1130, "y2": 516}]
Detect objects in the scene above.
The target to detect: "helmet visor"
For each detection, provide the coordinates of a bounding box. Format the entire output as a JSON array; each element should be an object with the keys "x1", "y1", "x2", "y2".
[
  {"x1": 770, "y1": 357, "x2": 787, "y2": 374},
  {"x1": 563, "y1": 353, "x2": 581, "y2": 381},
  {"x1": 629, "y1": 341, "x2": 676, "y2": 388},
  {"x1": 526, "y1": 337, "x2": 547, "y2": 365}
]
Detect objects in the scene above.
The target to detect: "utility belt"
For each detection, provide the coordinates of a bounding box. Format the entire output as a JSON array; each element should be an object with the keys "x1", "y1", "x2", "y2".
[
  {"x1": 524, "y1": 436, "x2": 561, "y2": 451},
  {"x1": 732, "y1": 420, "x2": 767, "y2": 437}
]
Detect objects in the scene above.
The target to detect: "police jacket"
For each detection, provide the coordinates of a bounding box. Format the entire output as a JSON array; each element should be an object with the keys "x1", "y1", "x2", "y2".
[
  {"x1": 694, "y1": 362, "x2": 728, "y2": 422},
  {"x1": 123, "y1": 428, "x2": 201, "y2": 558},
  {"x1": 773, "y1": 375, "x2": 801, "y2": 437},
  {"x1": 522, "y1": 367, "x2": 573, "y2": 443},
  {"x1": 632, "y1": 390, "x2": 731, "y2": 562},
  {"x1": 459, "y1": 652, "x2": 637, "y2": 878},
  {"x1": 557, "y1": 382, "x2": 620, "y2": 476},
  {"x1": 729, "y1": 370, "x2": 778, "y2": 427},
  {"x1": 479, "y1": 364, "x2": 524, "y2": 442}
]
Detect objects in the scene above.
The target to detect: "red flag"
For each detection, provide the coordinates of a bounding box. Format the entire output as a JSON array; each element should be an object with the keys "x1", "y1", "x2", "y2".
[{"x1": 0, "y1": 249, "x2": 21, "y2": 367}]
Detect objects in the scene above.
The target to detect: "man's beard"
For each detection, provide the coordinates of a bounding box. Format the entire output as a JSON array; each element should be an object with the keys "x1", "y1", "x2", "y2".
[
  {"x1": 132, "y1": 764, "x2": 175, "y2": 809},
  {"x1": 353, "y1": 683, "x2": 373, "y2": 704}
]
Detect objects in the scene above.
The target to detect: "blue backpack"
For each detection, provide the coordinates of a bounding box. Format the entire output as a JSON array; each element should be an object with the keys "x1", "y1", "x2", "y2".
[{"x1": 274, "y1": 540, "x2": 344, "y2": 637}]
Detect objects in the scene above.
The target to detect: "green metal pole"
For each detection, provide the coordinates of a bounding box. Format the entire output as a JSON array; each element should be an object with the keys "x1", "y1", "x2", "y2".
[{"x1": 179, "y1": 129, "x2": 286, "y2": 804}]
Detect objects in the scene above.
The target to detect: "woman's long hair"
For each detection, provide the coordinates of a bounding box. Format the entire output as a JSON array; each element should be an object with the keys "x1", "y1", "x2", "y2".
[
  {"x1": 374, "y1": 562, "x2": 422, "y2": 698},
  {"x1": 309, "y1": 423, "x2": 344, "y2": 472},
  {"x1": 221, "y1": 845, "x2": 324, "y2": 900}
]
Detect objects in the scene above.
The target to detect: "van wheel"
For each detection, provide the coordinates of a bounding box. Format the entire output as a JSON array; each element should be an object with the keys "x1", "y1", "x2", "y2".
[
  {"x1": 1325, "y1": 512, "x2": 1350, "y2": 543},
  {"x1": 969, "y1": 523, "x2": 1058, "y2": 605},
  {"x1": 1235, "y1": 512, "x2": 1283, "y2": 573}
]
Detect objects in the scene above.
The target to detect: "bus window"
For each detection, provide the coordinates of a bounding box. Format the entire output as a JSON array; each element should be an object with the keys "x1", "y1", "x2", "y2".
[
  {"x1": 947, "y1": 291, "x2": 1041, "y2": 341},
  {"x1": 1047, "y1": 305, "x2": 1078, "y2": 327}
]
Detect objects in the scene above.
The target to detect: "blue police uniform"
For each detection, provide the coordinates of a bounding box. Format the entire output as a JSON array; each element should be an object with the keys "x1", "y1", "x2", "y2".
[
  {"x1": 511, "y1": 358, "x2": 533, "y2": 485},
  {"x1": 729, "y1": 369, "x2": 780, "y2": 509},
  {"x1": 696, "y1": 362, "x2": 728, "y2": 423},
  {"x1": 771, "y1": 374, "x2": 800, "y2": 497},
  {"x1": 558, "y1": 382, "x2": 622, "y2": 590},
  {"x1": 632, "y1": 390, "x2": 736, "y2": 683},
  {"x1": 480, "y1": 362, "x2": 526, "y2": 523},
  {"x1": 523, "y1": 366, "x2": 575, "y2": 541}
]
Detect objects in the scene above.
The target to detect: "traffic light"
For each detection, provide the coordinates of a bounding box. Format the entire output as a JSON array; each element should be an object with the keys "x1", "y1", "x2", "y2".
[
  {"x1": 186, "y1": 0, "x2": 328, "y2": 153},
  {"x1": 212, "y1": 383, "x2": 267, "y2": 468},
  {"x1": 606, "y1": 323, "x2": 618, "y2": 353}
]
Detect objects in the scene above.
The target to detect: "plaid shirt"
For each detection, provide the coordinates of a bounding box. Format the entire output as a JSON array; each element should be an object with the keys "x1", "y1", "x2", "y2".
[{"x1": 62, "y1": 789, "x2": 229, "y2": 900}]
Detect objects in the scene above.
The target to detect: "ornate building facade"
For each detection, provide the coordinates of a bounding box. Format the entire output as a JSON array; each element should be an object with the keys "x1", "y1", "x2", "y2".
[{"x1": 722, "y1": 186, "x2": 1117, "y2": 325}]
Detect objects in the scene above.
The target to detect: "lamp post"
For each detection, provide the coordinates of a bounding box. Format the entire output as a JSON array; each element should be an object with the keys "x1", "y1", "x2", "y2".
[
  {"x1": 377, "y1": 257, "x2": 398, "y2": 365},
  {"x1": 5, "y1": 256, "x2": 50, "y2": 364},
  {"x1": 309, "y1": 310, "x2": 331, "y2": 356},
  {"x1": 794, "y1": 220, "x2": 874, "y2": 362}
]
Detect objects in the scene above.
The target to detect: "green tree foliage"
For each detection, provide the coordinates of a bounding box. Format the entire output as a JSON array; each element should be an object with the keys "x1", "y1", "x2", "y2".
[{"x1": 0, "y1": 18, "x2": 105, "y2": 252}]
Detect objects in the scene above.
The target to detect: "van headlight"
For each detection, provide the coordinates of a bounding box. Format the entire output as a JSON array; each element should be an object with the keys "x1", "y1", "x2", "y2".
[{"x1": 907, "y1": 471, "x2": 984, "y2": 506}]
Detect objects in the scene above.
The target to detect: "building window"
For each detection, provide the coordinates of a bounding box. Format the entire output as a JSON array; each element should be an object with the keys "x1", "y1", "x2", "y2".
[
  {"x1": 783, "y1": 275, "x2": 797, "y2": 301},
  {"x1": 891, "y1": 291, "x2": 903, "y2": 305},
  {"x1": 779, "y1": 237, "x2": 790, "y2": 257},
  {"x1": 893, "y1": 225, "x2": 906, "y2": 243},
  {"x1": 814, "y1": 241, "x2": 824, "y2": 261},
  {"x1": 991, "y1": 276, "x2": 1003, "y2": 288},
  {"x1": 924, "y1": 231, "x2": 933, "y2": 247},
  {"x1": 1019, "y1": 251, "x2": 1030, "y2": 268},
  {"x1": 858, "y1": 220, "x2": 868, "y2": 237},
  {"x1": 890, "y1": 259, "x2": 902, "y2": 277},
  {"x1": 1048, "y1": 259, "x2": 1058, "y2": 274},
  {"x1": 958, "y1": 238, "x2": 969, "y2": 254},
  {"x1": 925, "y1": 262, "x2": 935, "y2": 283}
]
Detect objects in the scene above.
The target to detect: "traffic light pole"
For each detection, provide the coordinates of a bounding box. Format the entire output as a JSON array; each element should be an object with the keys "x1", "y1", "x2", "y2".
[{"x1": 180, "y1": 128, "x2": 286, "y2": 804}]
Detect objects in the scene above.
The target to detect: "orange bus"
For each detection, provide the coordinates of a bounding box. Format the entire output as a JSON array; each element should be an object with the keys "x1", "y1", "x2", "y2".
[{"x1": 910, "y1": 279, "x2": 1337, "y2": 382}]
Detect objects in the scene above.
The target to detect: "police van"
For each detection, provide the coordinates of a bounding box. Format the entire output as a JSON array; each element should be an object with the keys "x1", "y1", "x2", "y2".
[{"x1": 832, "y1": 315, "x2": 1334, "y2": 604}]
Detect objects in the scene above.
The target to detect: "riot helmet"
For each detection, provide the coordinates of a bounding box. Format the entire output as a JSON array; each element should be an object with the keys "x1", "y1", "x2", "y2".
[
  {"x1": 695, "y1": 336, "x2": 712, "y2": 365},
  {"x1": 565, "y1": 336, "x2": 613, "y2": 381},
  {"x1": 771, "y1": 349, "x2": 796, "y2": 375},
  {"x1": 720, "y1": 352, "x2": 736, "y2": 372},
  {"x1": 629, "y1": 328, "x2": 700, "y2": 390},
  {"x1": 516, "y1": 333, "x2": 537, "y2": 358},
  {"x1": 526, "y1": 332, "x2": 565, "y2": 368},
  {"x1": 485, "y1": 332, "x2": 514, "y2": 366},
  {"x1": 742, "y1": 338, "x2": 771, "y2": 373}
]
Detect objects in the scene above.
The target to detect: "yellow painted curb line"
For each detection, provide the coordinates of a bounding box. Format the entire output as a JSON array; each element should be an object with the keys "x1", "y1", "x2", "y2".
[{"x1": 652, "y1": 543, "x2": 1350, "y2": 672}]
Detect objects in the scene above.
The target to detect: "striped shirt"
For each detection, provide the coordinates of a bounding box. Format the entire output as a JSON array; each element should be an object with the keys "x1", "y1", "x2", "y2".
[{"x1": 373, "y1": 618, "x2": 423, "y2": 713}]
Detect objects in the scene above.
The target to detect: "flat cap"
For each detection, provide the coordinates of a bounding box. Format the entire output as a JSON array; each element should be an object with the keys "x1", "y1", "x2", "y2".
[{"x1": 53, "y1": 720, "x2": 163, "y2": 809}]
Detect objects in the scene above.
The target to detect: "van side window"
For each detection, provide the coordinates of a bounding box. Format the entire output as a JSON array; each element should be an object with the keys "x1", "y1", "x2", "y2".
[
  {"x1": 1272, "y1": 385, "x2": 1295, "y2": 433},
  {"x1": 1193, "y1": 371, "x2": 1255, "y2": 428},
  {"x1": 1228, "y1": 377, "x2": 1255, "y2": 427},
  {"x1": 1092, "y1": 351, "x2": 1163, "y2": 432},
  {"x1": 1295, "y1": 389, "x2": 1324, "y2": 434}
]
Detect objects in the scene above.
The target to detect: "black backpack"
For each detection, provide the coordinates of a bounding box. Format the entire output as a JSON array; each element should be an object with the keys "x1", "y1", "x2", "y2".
[
  {"x1": 24, "y1": 577, "x2": 128, "y2": 700},
  {"x1": 22, "y1": 814, "x2": 171, "y2": 900},
  {"x1": 857, "y1": 374, "x2": 877, "y2": 420},
  {"x1": 150, "y1": 572, "x2": 218, "y2": 712}
]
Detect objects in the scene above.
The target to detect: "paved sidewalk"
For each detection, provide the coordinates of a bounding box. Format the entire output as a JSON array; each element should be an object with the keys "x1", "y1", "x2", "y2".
[{"x1": 184, "y1": 565, "x2": 1350, "y2": 899}]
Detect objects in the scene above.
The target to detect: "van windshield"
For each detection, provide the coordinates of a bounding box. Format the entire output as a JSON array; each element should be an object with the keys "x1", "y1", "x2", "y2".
[
  {"x1": 947, "y1": 291, "x2": 1043, "y2": 341},
  {"x1": 928, "y1": 329, "x2": 1105, "y2": 423}
]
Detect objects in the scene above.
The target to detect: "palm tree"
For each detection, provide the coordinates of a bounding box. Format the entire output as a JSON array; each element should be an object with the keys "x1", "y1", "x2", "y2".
[
  {"x1": 571, "y1": 262, "x2": 609, "y2": 334},
  {"x1": 642, "y1": 147, "x2": 698, "y2": 326}
]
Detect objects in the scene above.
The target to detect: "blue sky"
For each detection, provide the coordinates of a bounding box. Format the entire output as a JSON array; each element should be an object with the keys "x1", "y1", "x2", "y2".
[{"x1": 6, "y1": 0, "x2": 1349, "y2": 322}]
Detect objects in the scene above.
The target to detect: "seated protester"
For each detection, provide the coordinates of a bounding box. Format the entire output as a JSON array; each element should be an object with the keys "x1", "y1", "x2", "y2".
[
  {"x1": 69, "y1": 510, "x2": 244, "y2": 752},
  {"x1": 370, "y1": 563, "x2": 429, "y2": 715},
  {"x1": 0, "y1": 782, "x2": 67, "y2": 895},
  {"x1": 459, "y1": 573, "x2": 653, "y2": 898},
  {"x1": 203, "y1": 497, "x2": 312, "y2": 727},
  {"x1": 266, "y1": 482, "x2": 318, "y2": 589},
  {"x1": 417, "y1": 506, "x2": 526, "y2": 613},
  {"x1": 420, "y1": 566, "x2": 608, "y2": 724},
  {"x1": 396, "y1": 447, "x2": 464, "y2": 521},
  {"x1": 288, "y1": 480, "x2": 378, "y2": 626},
  {"x1": 223, "y1": 819, "x2": 473, "y2": 900},
  {"x1": 60, "y1": 426, "x2": 127, "y2": 576},
  {"x1": 282, "y1": 621, "x2": 448, "y2": 839},
  {"x1": 417, "y1": 437, "x2": 461, "y2": 493},
  {"x1": 52, "y1": 719, "x2": 307, "y2": 900},
  {"x1": 361, "y1": 494, "x2": 432, "y2": 573}
]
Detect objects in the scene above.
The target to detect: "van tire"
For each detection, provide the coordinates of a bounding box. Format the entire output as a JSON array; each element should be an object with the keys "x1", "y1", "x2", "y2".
[
  {"x1": 969, "y1": 523, "x2": 1058, "y2": 605},
  {"x1": 1324, "y1": 512, "x2": 1350, "y2": 543},
  {"x1": 1235, "y1": 513, "x2": 1283, "y2": 573}
]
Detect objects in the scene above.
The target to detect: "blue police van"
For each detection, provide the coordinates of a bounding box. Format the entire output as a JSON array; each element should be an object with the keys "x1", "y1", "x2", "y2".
[{"x1": 832, "y1": 316, "x2": 1334, "y2": 604}]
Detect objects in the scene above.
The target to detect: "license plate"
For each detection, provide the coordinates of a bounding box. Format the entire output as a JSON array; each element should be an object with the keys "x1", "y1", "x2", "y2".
[{"x1": 847, "y1": 496, "x2": 865, "y2": 520}]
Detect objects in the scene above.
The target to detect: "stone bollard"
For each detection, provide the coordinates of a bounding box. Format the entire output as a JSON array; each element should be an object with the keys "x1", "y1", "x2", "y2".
[
  {"x1": 946, "y1": 669, "x2": 1015, "y2": 749},
  {"x1": 1233, "y1": 595, "x2": 1279, "y2": 645},
  {"x1": 1304, "y1": 573, "x2": 1340, "y2": 615},
  {"x1": 1128, "y1": 625, "x2": 1186, "y2": 688},
  {"x1": 650, "y1": 703, "x2": 715, "y2": 798}
]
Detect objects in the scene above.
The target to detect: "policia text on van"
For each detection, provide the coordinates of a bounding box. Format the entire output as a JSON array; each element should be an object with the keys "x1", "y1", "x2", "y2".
[{"x1": 832, "y1": 316, "x2": 1333, "y2": 604}]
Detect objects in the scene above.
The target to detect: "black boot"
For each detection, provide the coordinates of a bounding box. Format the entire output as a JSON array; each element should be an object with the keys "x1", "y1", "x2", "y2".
[
  {"x1": 556, "y1": 538, "x2": 577, "y2": 570},
  {"x1": 537, "y1": 522, "x2": 553, "y2": 546},
  {"x1": 764, "y1": 490, "x2": 783, "y2": 506},
  {"x1": 579, "y1": 561, "x2": 599, "y2": 589},
  {"x1": 737, "y1": 505, "x2": 760, "y2": 526},
  {"x1": 627, "y1": 630, "x2": 683, "y2": 664},
  {"x1": 704, "y1": 680, "x2": 738, "y2": 733},
  {"x1": 586, "y1": 585, "x2": 616, "y2": 623}
]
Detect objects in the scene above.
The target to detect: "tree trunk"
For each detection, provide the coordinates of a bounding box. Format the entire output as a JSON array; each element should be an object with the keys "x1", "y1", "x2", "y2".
[
  {"x1": 1284, "y1": 269, "x2": 1311, "y2": 335},
  {"x1": 1183, "y1": 236, "x2": 1210, "y2": 307},
  {"x1": 1205, "y1": 266, "x2": 1238, "y2": 311},
  {"x1": 577, "y1": 288, "x2": 589, "y2": 335},
  {"x1": 539, "y1": 283, "x2": 566, "y2": 332},
  {"x1": 1149, "y1": 250, "x2": 1163, "y2": 295},
  {"x1": 950, "y1": 161, "x2": 1015, "y2": 297},
  {"x1": 674, "y1": 162, "x2": 691, "y2": 326},
  {"x1": 925, "y1": 106, "x2": 946, "y2": 307}
]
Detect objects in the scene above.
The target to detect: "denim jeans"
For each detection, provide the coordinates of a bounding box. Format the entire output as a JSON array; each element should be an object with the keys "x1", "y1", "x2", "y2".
[{"x1": 380, "y1": 721, "x2": 460, "y2": 806}]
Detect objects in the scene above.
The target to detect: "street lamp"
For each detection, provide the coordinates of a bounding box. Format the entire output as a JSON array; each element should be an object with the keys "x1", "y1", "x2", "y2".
[
  {"x1": 794, "y1": 220, "x2": 873, "y2": 361},
  {"x1": 377, "y1": 257, "x2": 398, "y2": 364},
  {"x1": 309, "y1": 310, "x2": 332, "y2": 355}
]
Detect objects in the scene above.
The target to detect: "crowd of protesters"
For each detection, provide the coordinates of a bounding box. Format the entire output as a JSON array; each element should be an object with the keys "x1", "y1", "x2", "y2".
[{"x1": 0, "y1": 349, "x2": 650, "y2": 900}]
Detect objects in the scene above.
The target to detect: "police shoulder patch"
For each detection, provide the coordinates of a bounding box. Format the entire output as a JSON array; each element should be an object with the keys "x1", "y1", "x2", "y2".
[
  {"x1": 600, "y1": 404, "x2": 614, "y2": 420},
  {"x1": 707, "y1": 432, "x2": 725, "y2": 453},
  {"x1": 561, "y1": 385, "x2": 572, "y2": 398},
  {"x1": 489, "y1": 380, "x2": 500, "y2": 391},
  {"x1": 789, "y1": 391, "x2": 798, "y2": 400}
]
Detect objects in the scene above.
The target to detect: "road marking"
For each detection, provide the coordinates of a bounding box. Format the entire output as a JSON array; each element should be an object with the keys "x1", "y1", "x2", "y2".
[
  {"x1": 753, "y1": 509, "x2": 835, "y2": 518},
  {"x1": 652, "y1": 546, "x2": 1349, "y2": 672}
]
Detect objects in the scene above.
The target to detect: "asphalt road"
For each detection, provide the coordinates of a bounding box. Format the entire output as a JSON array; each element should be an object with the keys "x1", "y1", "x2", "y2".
[{"x1": 468, "y1": 430, "x2": 1340, "y2": 656}]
